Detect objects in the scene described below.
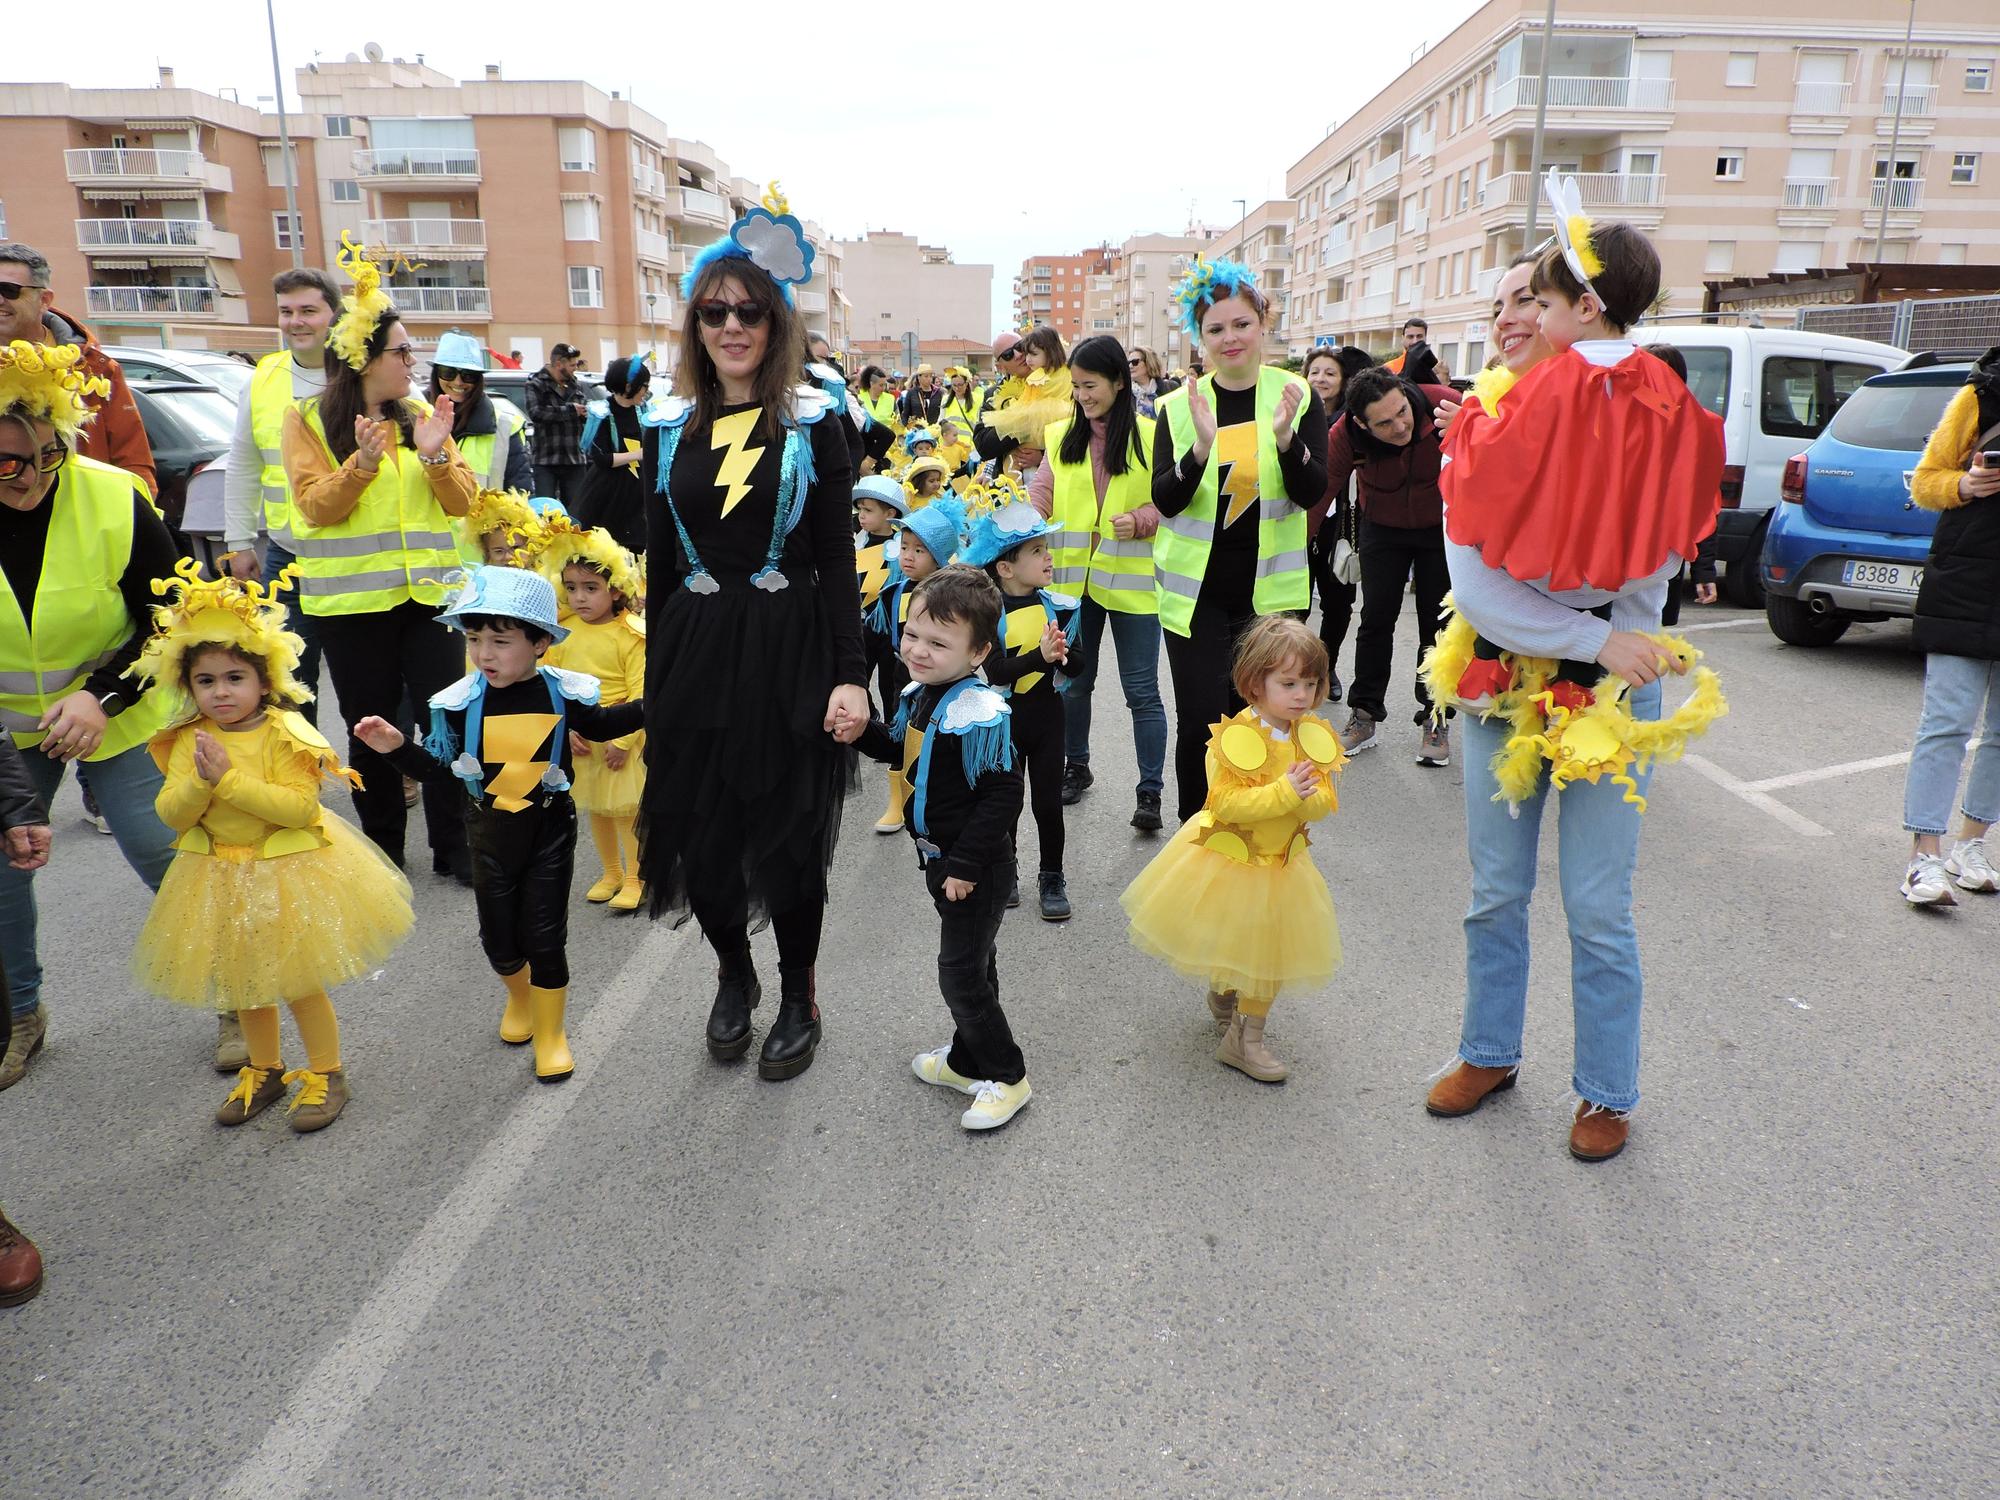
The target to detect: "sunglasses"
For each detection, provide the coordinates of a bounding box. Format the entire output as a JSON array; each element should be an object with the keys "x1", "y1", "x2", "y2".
[
  {"x1": 1128, "y1": 357, "x2": 1145, "y2": 368},
  {"x1": 434, "y1": 367, "x2": 478, "y2": 384},
  {"x1": 0, "y1": 438, "x2": 68, "y2": 482},
  {"x1": 0, "y1": 279, "x2": 43, "y2": 302},
  {"x1": 383, "y1": 343, "x2": 418, "y2": 363},
  {"x1": 694, "y1": 300, "x2": 769, "y2": 329}
]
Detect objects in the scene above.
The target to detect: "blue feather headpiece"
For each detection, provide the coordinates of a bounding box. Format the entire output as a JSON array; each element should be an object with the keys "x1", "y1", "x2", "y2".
[
  {"x1": 680, "y1": 182, "x2": 816, "y2": 308},
  {"x1": 1172, "y1": 254, "x2": 1260, "y2": 338}
]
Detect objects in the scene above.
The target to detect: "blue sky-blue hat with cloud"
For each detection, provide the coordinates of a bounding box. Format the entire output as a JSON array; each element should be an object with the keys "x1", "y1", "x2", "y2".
[
  {"x1": 680, "y1": 183, "x2": 816, "y2": 308},
  {"x1": 437, "y1": 565, "x2": 569, "y2": 643},
  {"x1": 959, "y1": 500, "x2": 1056, "y2": 569}
]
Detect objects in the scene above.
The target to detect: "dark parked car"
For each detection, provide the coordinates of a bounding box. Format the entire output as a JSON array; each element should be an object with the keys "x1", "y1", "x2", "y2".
[{"x1": 129, "y1": 381, "x2": 235, "y2": 537}]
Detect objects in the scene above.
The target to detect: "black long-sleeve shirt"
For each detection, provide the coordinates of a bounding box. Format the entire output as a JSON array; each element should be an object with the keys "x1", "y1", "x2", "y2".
[
  {"x1": 983, "y1": 589, "x2": 1093, "y2": 701},
  {"x1": 0, "y1": 733, "x2": 49, "y2": 830},
  {"x1": 387, "y1": 672, "x2": 644, "y2": 810},
  {"x1": 0, "y1": 476, "x2": 178, "y2": 712},
  {"x1": 1150, "y1": 382, "x2": 1328, "y2": 614},
  {"x1": 857, "y1": 681, "x2": 1023, "y2": 882}
]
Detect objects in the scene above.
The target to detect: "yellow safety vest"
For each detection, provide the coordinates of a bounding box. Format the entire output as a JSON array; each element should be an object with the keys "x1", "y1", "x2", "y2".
[
  {"x1": 942, "y1": 390, "x2": 984, "y2": 434},
  {"x1": 861, "y1": 390, "x2": 901, "y2": 434},
  {"x1": 288, "y1": 400, "x2": 462, "y2": 618},
  {"x1": 457, "y1": 397, "x2": 525, "y2": 491},
  {"x1": 1043, "y1": 414, "x2": 1158, "y2": 615},
  {"x1": 0, "y1": 456, "x2": 172, "y2": 760},
  {"x1": 1154, "y1": 367, "x2": 1312, "y2": 637},
  {"x1": 249, "y1": 350, "x2": 301, "y2": 543}
]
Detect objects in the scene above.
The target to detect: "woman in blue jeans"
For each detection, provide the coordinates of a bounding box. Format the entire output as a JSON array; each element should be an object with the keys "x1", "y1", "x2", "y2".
[{"x1": 1898, "y1": 347, "x2": 2000, "y2": 907}]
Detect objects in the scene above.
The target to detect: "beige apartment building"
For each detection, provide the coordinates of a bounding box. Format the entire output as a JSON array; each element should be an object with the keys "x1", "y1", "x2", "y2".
[
  {"x1": 0, "y1": 53, "x2": 850, "y2": 369},
  {"x1": 1012, "y1": 247, "x2": 1119, "y2": 345},
  {"x1": 1112, "y1": 230, "x2": 1224, "y2": 367},
  {"x1": 1284, "y1": 0, "x2": 2000, "y2": 371},
  {"x1": 836, "y1": 231, "x2": 994, "y2": 357},
  {"x1": 1211, "y1": 201, "x2": 1296, "y2": 352}
]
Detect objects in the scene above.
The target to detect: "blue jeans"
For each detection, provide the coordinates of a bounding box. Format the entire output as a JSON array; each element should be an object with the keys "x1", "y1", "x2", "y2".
[
  {"x1": 1456, "y1": 683, "x2": 1660, "y2": 1112},
  {"x1": 1061, "y1": 598, "x2": 1167, "y2": 797},
  {"x1": 0, "y1": 742, "x2": 176, "y2": 1016},
  {"x1": 1901, "y1": 653, "x2": 2000, "y2": 836},
  {"x1": 264, "y1": 541, "x2": 324, "y2": 726}
]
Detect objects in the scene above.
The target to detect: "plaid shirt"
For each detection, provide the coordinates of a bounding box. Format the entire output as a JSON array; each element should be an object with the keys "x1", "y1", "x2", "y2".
[{"x1": 525, "y1": 369, "x2": 587, "y2": 467}]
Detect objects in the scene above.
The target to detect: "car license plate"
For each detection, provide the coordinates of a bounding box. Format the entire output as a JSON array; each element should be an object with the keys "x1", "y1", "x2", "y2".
[{"x1": 1842, "y1": 559, "x2": 1923, "y2": 593}]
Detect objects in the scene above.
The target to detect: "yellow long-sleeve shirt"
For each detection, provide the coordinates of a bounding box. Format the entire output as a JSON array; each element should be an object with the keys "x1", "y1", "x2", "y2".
[
  {"x1": 1912, "y1": 384, "x2": 1987, "y2": 513},
  {"x1": 155, "y1": 716, "x2": 326, "y2": 847}
]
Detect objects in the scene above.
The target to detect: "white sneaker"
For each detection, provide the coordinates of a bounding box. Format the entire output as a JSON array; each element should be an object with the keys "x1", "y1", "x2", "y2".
[
  {"x1": 1945, "y1": 836, "x2": 2000, "y2": 894},
  {"x1": 961, "y1": 1077, "x2": 1031, "y2": 1131},
  {"x1": 911, "y1": 1045, "x2": 977, "y2": 1095},
  {"x1": 1901, "y1": 854, "x2": 1958, "y2": 907}
]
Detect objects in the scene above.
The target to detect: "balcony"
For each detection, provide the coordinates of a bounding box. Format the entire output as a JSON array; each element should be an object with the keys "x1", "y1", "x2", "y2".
[
  {"x1": 359, "y1": 218, "x2": 488, "y2": 255},
  {"x1": 1474, "y1": 266, "x2": 1502, "y2": 303},
  {"x1": 1359, "y1": 223, "x2": 1397, "y2": 258},
  {"x1": 1877, "y1": 83, "x2": 1938, "y2": 136},
  {"x1": 1481, "y1": 171, "x2": 1666, "y2": 227},
  {"x1": 85, "y1": 285, "x2": 220, "y2": 318},
  {"x1": 390, "y1": 286, "x2": 493, "y2": 319},
  {"x1": 1789, "y1": 80, "x2": 1852, "y2": 127},
  {"x1": 1778, "y1": 177, "x2": 1838, "y2": 227},
  {"x1": 635, "y1": 229, "x2": 676, "y2": 265},
  {"x1": 1869, "y1": 177, "x2": 1925, "y2": 211},
  {"x1": 1363, "y1": 152, "x2": 1402, "y2": 197},
  {"x1": 1355, "y1": 291, "x2": 1392, "y2": 321},
  {"x1": 76, "y1": 218, "x2": 239, "y2": 258},
  {"x1": 1326, "y1": 180, "x2": 1354, "y2": 214},
  {"x1": 351, "y1": 148, "x2": 482, "y2": 183},
  {"x1": 678, "y1": 186, "x2": 727, "y2": 225},
  {"x1": 632, "y1": 165, "x2": 671, "y2": 199},
  {"x1": 1405, "y1": 127, "x2": 1434, "y2": 164},
  {"x1": 63, "y1": 147, "x2": 230, "y2": 193},
  {"x1": 1488, "y1": 74, "x2": 1675, "y2": 127},
  {"x1": 796, "y1": 289, "x2": 829, "y2": 314}
]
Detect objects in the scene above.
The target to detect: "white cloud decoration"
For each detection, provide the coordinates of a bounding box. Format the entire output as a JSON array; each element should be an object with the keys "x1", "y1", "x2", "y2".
[{"x1": 734, "y1": 210, "x2": 813, "y2": 286}]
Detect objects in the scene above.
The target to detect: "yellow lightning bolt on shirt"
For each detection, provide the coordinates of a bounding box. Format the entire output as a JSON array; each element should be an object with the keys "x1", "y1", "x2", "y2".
[
  {"x1": 711, "y1": 407, "x2": 764, "y2": 517},
  {"x1": 856, "y1": 537, "x2": 893, "y2": 608},
  {"x1": 1003, "y1": 598, "x2": 1052, "y2": 695},
  {"x1": 1215, "y1": 421, "x2": 1261, "y2": 530}
]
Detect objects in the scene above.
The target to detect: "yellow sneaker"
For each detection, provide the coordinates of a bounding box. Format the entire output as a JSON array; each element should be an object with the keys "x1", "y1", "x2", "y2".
[
  {"x1": 911, "y1": 1045, "x2": 977, "y2": 1095},
  {"x1": 960, "y1": 1077, "x2": 1031, "y2": 1131}
]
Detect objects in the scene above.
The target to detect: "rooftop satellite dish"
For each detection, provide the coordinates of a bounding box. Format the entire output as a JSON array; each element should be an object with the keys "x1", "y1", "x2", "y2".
[
  {"x1": 344, "y1": 52, "x2": 361, "y2": 62},
  {"x1": 364, "y1": 41, "x2": 385, "y2": 62}
]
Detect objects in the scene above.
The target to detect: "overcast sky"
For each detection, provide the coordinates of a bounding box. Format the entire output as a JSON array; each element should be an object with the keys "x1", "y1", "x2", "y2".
[{"x1": 58, "y1": 0, "x2": 1486, "y2": 328}]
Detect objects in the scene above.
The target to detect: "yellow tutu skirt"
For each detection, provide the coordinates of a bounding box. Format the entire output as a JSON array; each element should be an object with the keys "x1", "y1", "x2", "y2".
[
  {"x1": 132, "y1": 815, "x2": 415, "y2": 1012},
  {"x1": 1120, "y1": 819, "x2": 1341, "y2": 1003},
  {"x1": 571, "y1": 731, "x2": 646, "y2": 816}
]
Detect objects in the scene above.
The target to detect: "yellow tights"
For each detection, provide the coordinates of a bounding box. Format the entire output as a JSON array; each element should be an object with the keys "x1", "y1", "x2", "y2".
[
  {"x1": 1235, "y1": 992, "x2": 1276, "y2": 1019},
  {"x1": 589, "y1": 813, "x2": 640, "y2": 883},
  {"x1": 238, "y1": 991, "x2": 341, "y2": 1073}
]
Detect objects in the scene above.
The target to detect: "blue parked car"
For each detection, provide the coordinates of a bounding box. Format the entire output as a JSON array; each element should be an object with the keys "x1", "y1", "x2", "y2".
[{"x1": 1760, "y1": 361, "x2": 1967, "y2": 646}]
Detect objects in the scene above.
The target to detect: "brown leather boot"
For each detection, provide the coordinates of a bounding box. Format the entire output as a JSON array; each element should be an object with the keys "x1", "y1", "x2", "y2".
[
  {"x1": 1217, "y1": 1012, "x2": 1287, "y2": 1083},
  {"x1": 0, "y1": 1205, "x2": 43, "y2": 1306},
  {"x1": 1205, "y1": 989, "x2": 1237, "y2": 1025},
  {"x1": 1424, "y1": 1060, "x2": 1518, "y2": 1117},
  {"x1": 1569, "y1": 1102, "x2": 1629, "y2": 1162}
]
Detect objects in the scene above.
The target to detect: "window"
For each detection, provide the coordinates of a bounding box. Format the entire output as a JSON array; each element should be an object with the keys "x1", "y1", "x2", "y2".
[
  {"x1": 1968, "y1": 60, "x2": 1994, "y2": 92},
  {"x1": 0, "y1": 200, "x2": 7, "y2": 238},
  {"x1": 1457, "y1": 170, "x2": 1471, "y2": 213},
  {"x1": 558, "y1": 127, "x2": 597, "y2": 173},
  {"x1": 324, "y1": 115, "x2": 353, "y2": 138},
  {"x1": 1673, "y1": 347, "x2": 1731, "y2": 418},
  {"x1": 330, "y1": 179, "x2": 360, "y2": 203},
  {"x1": 1704, "y1": 240, "x2": 1736, "y2": 274},
  {"x1": 260, "y1": 142, "x2": 299, "y2": 188},
  {"x1": 272, "y1": 212, "x2": 302, "y2": 250},
  {"x1": 1451, "y1": 251, "x2": 1466, "y2": 295},
  {"x1": 1826, "y1": 380, "x2": 1957, "y2": 452},
  {"x1": 567, "y1": 265, "x2": 604, "y2": 309},
  {"x1": 1760, "y1": 356, "x2": 1833, "y2": 438},
  {"x1": 1715, "y1": 149, "x2": 1745, "y2": 181},
  {"x1": 1395, "y1": 266, "x2": 1415, "y2": 304},
  {"x1": 561, "y1": 198, "x2": 600, "y2": 241},
  {"x1": 1726, "y1": 52, "x2": 1756, "y2": 87},
  {"x1": 1941, "y1": 242, "x2": 1969, "y2": 265},
  {"x1": 1773, "y1": 239, "x2": 1820, "y2": 274},
  {"x1": 1951, "y1": 153, "x2": 1979, "y2": 185}
]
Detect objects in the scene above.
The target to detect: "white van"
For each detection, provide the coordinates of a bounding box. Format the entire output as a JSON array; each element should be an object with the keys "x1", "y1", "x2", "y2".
[{"x1": 1631, "y1": 324, "x2": 1905, "y2": 605}]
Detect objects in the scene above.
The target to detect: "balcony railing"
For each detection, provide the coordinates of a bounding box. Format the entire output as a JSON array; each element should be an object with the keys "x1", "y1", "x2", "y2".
[
  {"x1": 1881, "y1": 84, "x2": 1937, "y2": 117},
  {"x1": 1364, "y1": 152, "x2": 1402, "y2": 190},
  {"x1": 1491, "y1": 75, "x2": 1675, "y2": 113},
  {"x1": 796, "y1": 289, "x2": 829, "y2": 313},
  {"x1": 678, "y1": 186, "x2": 727, "y2": 224},
  {"x1": 1360, "y1": 223, "x2": 1397, "y2": 256},
  {"x1": 85, "y1": 285, "x2": 217, "y2": 317},
  {"x1": 632, "y1": 165, "x2": 671, "y2": 198},
  {"x1": 360, "y1": 218, "x2": 488, "y2": 250},
  {"x1": 1781, "y1": 177, "x2": 1836, "y2": 209},
  {"x1": 388, "y1": 286, "x2": 493, "y2": 317},
  {"x1": 1326, "y1": 180, "x2": 1354, "y2": 213},
  {"x1": 635, "y1": 229, "x2": 676, "y2": 264},
  {"x1": 1405, "y1": 127, "x2": 1435, "y2": 162},
  {"x1": 1355, "y1": 291, "x2": 1392, "y2": 320},
  {"x1": 1482, "y1": 171, "x2": 1665, "y2": 213},
  {"x1": 77, "y1": 218, "x2": 230, "y2": 252},
  {"x1": 1473, "y1": 266, "x2": 1502, "y2": 303},
  {"x1": 351, "y1": 147, "x2": 482, "y2": 179},
  {"x1": 1791, "y1": 81, "x2": 1852, "y2": 114},
  {"x1": 1869, "y1": 177, "x2": 1925, "y2": 210},
  {"x1": 64, "y1": 147, "x2": 204, "y2": 181}
]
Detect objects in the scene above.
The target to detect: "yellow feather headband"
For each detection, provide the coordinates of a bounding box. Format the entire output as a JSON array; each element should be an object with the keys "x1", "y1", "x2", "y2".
[
  {"x1": 328, "y1": 231, "x2": 396, "y2": 372},
  {"x1": 0, "y1": 340, "x2": 110, "y2": 442},
  {"x1": 127, "y1": 557, "x2": 313, "y2": 708},
  {"x1": 461, "y1": 487, "x2": 540, "y2": 543},
  {"x1": 517, "y1": 511, "x2": 643, "y2": 603}
]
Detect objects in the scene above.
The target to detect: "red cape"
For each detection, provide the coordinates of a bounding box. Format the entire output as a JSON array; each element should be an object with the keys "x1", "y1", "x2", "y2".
[{"x1": 1441, "y1": 347, "x2": 1724, "y2": 592}]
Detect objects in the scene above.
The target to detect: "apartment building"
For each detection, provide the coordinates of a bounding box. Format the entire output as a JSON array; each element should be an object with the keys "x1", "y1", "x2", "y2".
[
  {"x1": 1012, "y1": 246, "x2": 1119, "y2": 344},
  {"x1": 1284, "y1": 0, "x2": 2000, "y2": 371},
  {"x1": 1211, "y1": 201, "x2": 1296, "y2": 352},
  {"x1": 0, "y1": 53, "x2": 850, "y2": 367},
  {"x1": 836, "y1": 230, "x2": 994, "y2": 353},
  {"x1": 1112, "y1": 230, "x2": 1223, "y2": 367}
]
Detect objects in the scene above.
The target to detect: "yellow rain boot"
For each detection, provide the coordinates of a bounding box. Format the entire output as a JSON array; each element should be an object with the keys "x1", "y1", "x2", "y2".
[
  {"x1": 499, "y1": 966, "x2": 534, "y2": 1046},
  {"x1": 529, "y1": 986, "x2": 573, "y2": 1082},
  {"x1": 585, "y1": 815, "x2": 623, "y2": 903},
  {"x1": 874, "y1": 766, "x2": 910, "y2": 835}
]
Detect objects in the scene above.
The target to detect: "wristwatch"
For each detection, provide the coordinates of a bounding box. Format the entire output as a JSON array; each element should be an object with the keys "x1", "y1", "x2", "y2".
[{"x1": 95, "y1": 688, "x2": 124, "y2": 714}]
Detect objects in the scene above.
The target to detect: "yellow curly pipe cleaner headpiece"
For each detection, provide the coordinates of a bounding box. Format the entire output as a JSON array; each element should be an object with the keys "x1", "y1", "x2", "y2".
[
  {"x1": 328, "y1": 231, "x2": 396, "y2": 372},
  {"x1": 0, "y1": 341, "x2": 110, "y2": 442},
  {"x1": 514, "y1": 510, "x2": 643, "y2": 604},
  {"x1": 462, "y1": 487, "x2": 541, "y2": 543},
  {"x1": 127, "y1": 557, "x2": 314, "y2": 709}
]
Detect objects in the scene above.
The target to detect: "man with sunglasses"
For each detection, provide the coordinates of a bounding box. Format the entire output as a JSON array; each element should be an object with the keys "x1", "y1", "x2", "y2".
[
  {"x1": 526, "y1": 343, "x2": 590, "y2": 509},
  {"x1": 972, "y1": 331, "x2": 1032, "y2": 468},
  {"x1": 0, "y1": 242, "x2": 155, "y2": 500}
]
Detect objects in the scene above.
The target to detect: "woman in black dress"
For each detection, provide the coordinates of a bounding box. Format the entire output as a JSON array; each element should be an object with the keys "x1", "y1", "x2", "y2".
[
  {"x1": 573, "y1": 354, "x2": 653, "y2": 556},
  {"x1": 643, "y1": 221, "x2": 867, "y2": 1083}
]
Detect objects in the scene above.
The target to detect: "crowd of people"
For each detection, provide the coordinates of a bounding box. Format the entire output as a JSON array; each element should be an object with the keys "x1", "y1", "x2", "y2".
[{"x1": 1, "y1": 168, "x2": 1998, "y2": 1308}]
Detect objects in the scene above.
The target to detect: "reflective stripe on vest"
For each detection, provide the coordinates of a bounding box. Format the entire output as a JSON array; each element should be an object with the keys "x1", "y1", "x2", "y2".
[
  {"x1": 1043, "y1": 414, "x2": 1159, "y2": 615},
  {"x1": 289, "y1": 399, "x2": 462, "y2": 617},
  {"x1": 250, "y1": 350, "x2": 299, "y2": 544},
  {"x1": 0, "y1": 456, "x2": 172, "y2": 759},
  {"x1": 1153, "y1": 367, "x2": 1311, "y2": 637}
]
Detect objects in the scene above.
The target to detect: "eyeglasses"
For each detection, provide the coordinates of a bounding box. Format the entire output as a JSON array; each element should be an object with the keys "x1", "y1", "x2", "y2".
[
  {"x1": 0, "y1": 438, "x2": 68, "y2": 482},
  {"x1": 383, "y1": 343, "x2": 418, "y2": 363},
  {"x1": 1128, "y1": 357, "x2": 1145, "y2": 369},
  {"x1": 693, "y1": 300, "x2": 769, "y2": 329},
  {"x1": 434, "y1": 367, "x2": 477, "y2": 384},
  {"x1": 0, "y1": 280, "x2": 40, "y2": 302}
]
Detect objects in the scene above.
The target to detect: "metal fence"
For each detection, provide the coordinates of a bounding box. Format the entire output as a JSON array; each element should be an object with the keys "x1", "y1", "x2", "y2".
[{"x1": 1797, "y1": 293, "x2": 2000, "y2": 352}]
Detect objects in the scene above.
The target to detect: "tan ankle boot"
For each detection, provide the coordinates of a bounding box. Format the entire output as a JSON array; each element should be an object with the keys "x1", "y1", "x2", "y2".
[
  {"x1": 1206, "y1": 989, "x2": 1237, "y2": 1025},
  {"x1": 1217, "y1": 1012, "x2": 1287, "y2": 1083},
  {"x1": 1424, "y1": 1061, "x2": 1518, "y2": 1118},
  {"x1": 214, "y1": 1011, "x2": 249, "y2": 1072}
]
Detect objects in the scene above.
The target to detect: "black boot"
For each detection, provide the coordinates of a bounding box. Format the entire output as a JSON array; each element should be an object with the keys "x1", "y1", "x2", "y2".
[
  {"x1": 1130, "y1": 790, "x2": 1163, "y2": 832},
  {"x1": 1038, "y1": 869, "x2": 1072, "y2": 922},
  {"x1": 758, "y1": 967, "x2": 821, "y2": 1081},
  {"x1": 1006, "y1": 874, "x2": 1021, "y2": 909},
  {"x1": 705, "y1": 948, "x2": 761, "y2": 1061}
]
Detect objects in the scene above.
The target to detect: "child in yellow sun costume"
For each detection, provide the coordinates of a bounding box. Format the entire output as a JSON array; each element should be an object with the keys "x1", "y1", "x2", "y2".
[
  {"x1": 524, "y1": 515, "x2": 649, "y2": 910},
  {"x1": 1122, "y1": 616, "x2": 1342, "y2": 1084},
  {"x1": 126, "y1": 562, "x2": 414, "y2": 1133}
]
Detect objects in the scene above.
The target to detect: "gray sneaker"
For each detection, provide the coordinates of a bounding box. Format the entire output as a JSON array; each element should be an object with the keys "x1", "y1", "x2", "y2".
[
  {"x1": 1417, "y1": 721, "x2": 1451, "y2": 767},
  {"x1": 1337, "y1": 710, "x2": 1378, "y2": 754}
]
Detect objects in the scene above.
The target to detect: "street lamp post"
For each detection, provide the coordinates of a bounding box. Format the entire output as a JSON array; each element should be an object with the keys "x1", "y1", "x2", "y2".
[
  {"x1": 1874, "y1": 0, "x2": 1919, "y2": 262},
  {"x1": 1520, "y1": 0, "x2": 1559, "y2": 246},
  {"x1": 645, "y1": 291, "x2": 658, "y2": 357},
  {"x1": 264, "y1": 0, "x2": 303, "y2": 270}
]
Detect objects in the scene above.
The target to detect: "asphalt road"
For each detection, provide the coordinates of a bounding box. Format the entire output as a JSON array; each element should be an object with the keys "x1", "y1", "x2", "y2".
[{"x1": 3, "y1": 598, "x2": 1993, "y2": 1499}]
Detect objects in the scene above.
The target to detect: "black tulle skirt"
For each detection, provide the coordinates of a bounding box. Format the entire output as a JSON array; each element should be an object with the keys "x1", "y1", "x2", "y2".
[{"x1": 639, "y1": 575, "x2": 855, "y2": 930}]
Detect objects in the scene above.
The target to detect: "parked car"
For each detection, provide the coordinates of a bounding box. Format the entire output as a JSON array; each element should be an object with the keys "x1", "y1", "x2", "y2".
[
  {"x1": 1634, "y1": 325, "x2": 1906, "y2": 608},
  {"x1": 480, "y1": 369, "x2": 607, "y2": 446},
  {"x1": 1758, "y1": 361, "x2": 1968, "y2": 647},
  {"x1": 101, "y1": 344, "x2": 255, "y2": 403},
  {"x1": 129, "y1": 381, "x2": 236, "y2": 536}
]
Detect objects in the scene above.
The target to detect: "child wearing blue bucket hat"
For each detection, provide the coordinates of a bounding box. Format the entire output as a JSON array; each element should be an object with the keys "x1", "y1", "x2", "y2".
[
  {"x1": 353, "y1": 567, "x2": 644, "y2": 1083},
  {"x1": 855, "y1": 474, "x2": 912, "y2": 831},
  {"x1": 866, "y1": 497, "x2": 967, "y2": 833}
]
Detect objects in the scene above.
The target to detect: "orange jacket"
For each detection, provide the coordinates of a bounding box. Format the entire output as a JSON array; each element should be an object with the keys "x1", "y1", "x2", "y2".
[{"x1": 44, "y1": 307, "x2": 157, "y2": 499}]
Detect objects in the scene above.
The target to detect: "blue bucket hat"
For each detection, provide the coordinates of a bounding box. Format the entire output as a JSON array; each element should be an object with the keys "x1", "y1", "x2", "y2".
[
  {"x1": 896, "y1": 496, "x2": 967, "y2": 567},
  {"x1": 854, "y1": 475, "x2": 911, "y2": 516},
  {"x1": 433, "y1": 329, "x2": 488, "y2": 372},
  {"x1": 958, "y1": 500, "x2": 1055, "y2": 569},
  {"x1": 437, "y1": 565, "x2": 569, "y2": 643}
]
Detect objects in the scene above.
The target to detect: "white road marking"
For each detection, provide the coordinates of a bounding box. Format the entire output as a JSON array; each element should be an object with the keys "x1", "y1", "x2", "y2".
[
  {"x1": 1682, "y1": 754, "x2": 1834, "y2": 838},
  {"x1": 214, "y1": 920, "x2": 697, "y2": 1500},
  {"x1": 1677, "y1": 617, "x2": 1763, "y2": 632},
  {"x1": 1745, "y1": 751, "x2": 1912, "y2": 793}
]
